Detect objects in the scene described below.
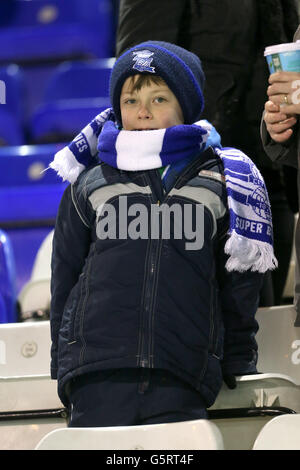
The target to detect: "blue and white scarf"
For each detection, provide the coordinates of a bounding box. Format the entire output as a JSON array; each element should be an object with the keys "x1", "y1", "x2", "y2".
[{"x1": 50, "y1": 108, "x2": 278, "y2": 273}]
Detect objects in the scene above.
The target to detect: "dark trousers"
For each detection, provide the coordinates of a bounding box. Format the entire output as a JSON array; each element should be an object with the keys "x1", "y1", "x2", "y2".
[{"x1": 66, "y1": 368, "x2": 208, "y2": 427}]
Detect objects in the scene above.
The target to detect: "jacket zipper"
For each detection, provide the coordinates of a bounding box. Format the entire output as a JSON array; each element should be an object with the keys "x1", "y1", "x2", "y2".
[
  {"x1": 138, "y1": 176, "x2": 163, "y2": 368},
  {"x1": 176, "y1": 153, "x2": 222, "y2": 358},
  {"x1": 138, "y1": 153, "x2": 221, "y2": 368}
]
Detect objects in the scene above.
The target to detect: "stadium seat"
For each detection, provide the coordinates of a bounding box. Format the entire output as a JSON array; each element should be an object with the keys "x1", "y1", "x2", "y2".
[
  {"x1": 30, "y1": 230, "x2": 53, "y2": 282},
  {"x1": 44, "y1": 59, "x2": 114, "y2": 102},
  {"x1": 0, "y1": 230, "x2": 17, "y2": 323},
  {"x1": 18, "y1": 280, "x2": 50, "y2": 321},
  {"x1": 5, "y1": 227, "x2": 54, "y2": 299},
  {"x1": 0, "y1": 411, "x2": 67, "y2": 450},
  {"x1": 0, "y1": 64, "x2": 25, "y2": 145},
  {"x1": 0, "y1": 342, "x2": 66, "y2": 450},
  {"x1": 0, "y1": 294, "x2": 7, "y2": 324},
  {"x1": 0, "y1": 320, "x2": 51, "y2": 376},
  {"x1": 256, "y1": 305, "x2": 300, "y2": 384},
  {"x1": 35, "y1": 419, "x2": 224, "y2": 450},
  {"x1": 0, "y1": 374, "x2": 62, "y2": 413},
  {"x1": 0, "y1": 391, "x2": 66, "y2": 451},
  {"x1": 0, "y1": 110, "x2": 24, "y2": 146},
  {"x1": 0, "y1": 0, "x2": 115, "y2": 63},
  {"x1": 0, "y1": 64, "x2": 24, "y2": 118},
  {"x1": 0, "y1": 361, "x2": 65, "y2": 450},
  {"x1": 253, "y1": 414, "x2": 300, "y2": 450},
  {"x1": 0, "y1": 144, "x2": 67, "y2": 294},
  {"x1": 31, "y1": 97, "x2": 111, "y2": 143},
  {"x1": 18, "y1": 231, "x2": 53, "y2": 319},
  {"x1": 0, "y1": 320, "x2": 66, "y2": 450},
  {"x1": 30, "y1": 59, "x2": 113, "y2": 142},
  {"x1": 208, "y1": 373, "x2": 300, "y2": 449},
  {"x1": 0, "y1": 144, "x2": 66, "y2": 218},
  {"x1": 211, "y1": 373, "x2": 300, "y2": 412}
]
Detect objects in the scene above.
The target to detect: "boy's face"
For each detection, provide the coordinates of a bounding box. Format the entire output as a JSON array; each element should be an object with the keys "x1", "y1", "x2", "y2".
[{"x1": 120, "y1": 75, "x2": 184, "y2": 131}]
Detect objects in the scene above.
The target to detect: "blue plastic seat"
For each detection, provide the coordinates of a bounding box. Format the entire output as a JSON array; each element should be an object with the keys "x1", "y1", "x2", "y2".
[
  {"x1": 30, "y1": 59, "x2": 113, "y2": 142},
  {"x1": 0, "y1": 0, "x2": 115, "y2": 63},
  {"x1": 0, "y1": 64, "x2": 24, "y2": 118},
  {"x1": 0, "y1": 230, "x2": 17, "y2": 323},
  {"x1": 44, "y1": 59, "x2": 114, "y2": 101},
  {"x1": 0, "y1": 143, "x2": 67, "y2": 221},
  {"x1": 0, "y1": 144, "x2": 67, "y2": 295},
  {"x1": 0, "y1": 110, "x2": 24, "y2": 146},
  {"x1": 0, "y1": 293, "x2": 7, "y2": 323},
  {"x1": 31, "y1": 97, "x2": 111, "y2": 142},
  {"x1": 0, "y1": 64, "x2": 25, "y2": 145}
]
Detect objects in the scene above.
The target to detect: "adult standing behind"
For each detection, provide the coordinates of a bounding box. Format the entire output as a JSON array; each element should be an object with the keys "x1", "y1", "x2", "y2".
[
  {"x1": 116, "y1": 0, "x2": 299, "y2": 306},
  {"x1": 261, "y1": 25, "x2": 300, "y2": 324}
]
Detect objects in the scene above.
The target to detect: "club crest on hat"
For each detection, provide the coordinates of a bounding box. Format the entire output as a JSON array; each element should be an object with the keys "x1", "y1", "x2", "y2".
[{"x1": 132, "y1": 50, "x2": 155, "y2": 73}]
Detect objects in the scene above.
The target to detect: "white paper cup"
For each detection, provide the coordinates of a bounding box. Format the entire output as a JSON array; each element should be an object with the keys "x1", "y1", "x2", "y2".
[{"x1": 264, "y1": 41, "x2": 300, "y2": 73}]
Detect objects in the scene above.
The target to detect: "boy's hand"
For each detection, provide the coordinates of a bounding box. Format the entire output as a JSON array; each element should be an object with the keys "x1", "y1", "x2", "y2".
[
  {"x1": 264, "y1": 71, "x2": 300, "y2": 143},
  {"x1": 223, "y1": 374, "x2": 237, "y2": 389},
  {"x1": 223, "y1": 371, "x2": 262, "y2": 390}
]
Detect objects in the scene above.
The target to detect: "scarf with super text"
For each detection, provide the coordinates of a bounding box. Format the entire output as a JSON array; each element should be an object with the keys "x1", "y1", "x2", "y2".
[{"x1": 49, "y1": 108, "x2": 278, "y2": 273}]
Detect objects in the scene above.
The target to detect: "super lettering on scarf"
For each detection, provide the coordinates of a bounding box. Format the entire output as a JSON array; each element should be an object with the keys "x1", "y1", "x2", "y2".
[{"x1": 49, "y1": 108, "x2": 277, "y2": 273}]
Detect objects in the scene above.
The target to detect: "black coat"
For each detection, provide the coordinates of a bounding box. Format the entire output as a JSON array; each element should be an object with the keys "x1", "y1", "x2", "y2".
[
  {"x1": 50, "y1": 148, "x2": 262, "y2": 406},
  {"x1": 116, "y1": 0, "x2": 299, "y2": 181}
]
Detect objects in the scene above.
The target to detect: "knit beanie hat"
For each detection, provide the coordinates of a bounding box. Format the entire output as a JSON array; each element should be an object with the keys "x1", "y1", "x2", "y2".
[{"x1": 109, "y1": 40, "x2": 205, "y2": 127}]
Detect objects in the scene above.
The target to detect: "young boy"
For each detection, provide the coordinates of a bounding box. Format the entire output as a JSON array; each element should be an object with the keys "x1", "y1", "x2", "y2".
[{"x1": 50, "y1": 41, "x2": 273, "y2": 427}]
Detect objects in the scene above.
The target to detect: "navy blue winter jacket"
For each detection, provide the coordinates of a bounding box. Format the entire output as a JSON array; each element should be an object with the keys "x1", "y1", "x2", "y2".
[{"x1": 50, "y1": 147, "x2": 263, "y2": 406}]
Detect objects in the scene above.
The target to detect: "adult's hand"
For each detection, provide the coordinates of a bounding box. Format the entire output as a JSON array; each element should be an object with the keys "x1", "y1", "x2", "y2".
[
  {"x1": 264, "y1": 101, "x2": 297, "y2": 143},
  {"x1": 268, "y1": 71, "x2": 300, "y2": 113},
  {"x1": 264, "y1": 71, "x2": 300, "y2": 143}
]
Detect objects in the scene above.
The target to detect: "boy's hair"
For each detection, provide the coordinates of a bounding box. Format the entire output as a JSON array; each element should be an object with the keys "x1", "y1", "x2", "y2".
[
  {"x1": 126, "y1": 74, "x2": 165, "y2": 93},
  {"x1": 110, "y1": 41, "x2": 205, "y2": 127}
]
